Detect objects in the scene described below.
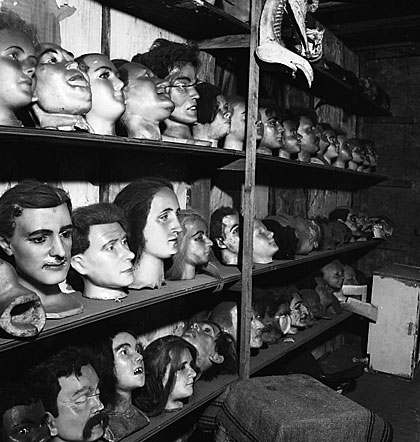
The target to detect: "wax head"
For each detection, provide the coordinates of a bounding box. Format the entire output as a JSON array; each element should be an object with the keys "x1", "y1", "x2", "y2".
[
  {"x1": 321, "y1": 260, "x2": 345, "y2": 290},
  {"x1": 34, "y1": 42, "x2": 91, "y2": 115},
  {"x1": 252, "y1": 219, "x2": 279, "y2": 264},
  {"x1": 0, "y1": 180, "x2": 72, "y2": 288},
  {"x1": 258, "y1": 100, "x2": 284, "y2": 151},
  {"x1": 75, "y1": 53, "x2": 125, "y2": 133},
  {"x1": 0, "y1": 9, "x2": 38, "y2": 125}
]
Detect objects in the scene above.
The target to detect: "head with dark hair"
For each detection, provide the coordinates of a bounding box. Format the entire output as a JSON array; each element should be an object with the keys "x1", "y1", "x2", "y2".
[
  {"x1": 132, "y1": 39, "x2": 200, "y2": 80},
  {"x1": 182, "y1": 320, "x2": 237, "y2": 380},
  {"x1": 28, "y1": 346, "x2": 107, "y2": 442},
  {"x1": 71, "y1": 203, "x2": 127, "y2": 256},
  {"x1": 0, "y1": 381, "x2": 50, "y2": 442},
  {"x1": 133, "y1": 335, "x2": 198, "y2": 416},
  {"x1": 165, "y1": 209, "x2": 213, "y2": 281},
  {"x1": 91, "y1": 329, "x2": 144, "y2": 409},
  {"x1": 114, "y1": 177, "x2": 179, "y2": 263},
  {"x1": 258, "y1": 98, "x2": 284, "y2": 152},
  {"x1": 196, "y1": 82, "x2": 222, "y2": 124}
]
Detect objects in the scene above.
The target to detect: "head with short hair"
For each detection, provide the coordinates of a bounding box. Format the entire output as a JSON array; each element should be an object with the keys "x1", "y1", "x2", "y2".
[
  {"x1": 0, "y1": 179, "x2": 71, "y2": 240},
  {"x1": 133, "y1": 335, "x2": 198, "y2": 416},
  {"x1": 114, "y1": 177, "x2": 174, "y2": 262},
  {"x1": 71, "y1": 203, "x2": 127, "y2": 257}
]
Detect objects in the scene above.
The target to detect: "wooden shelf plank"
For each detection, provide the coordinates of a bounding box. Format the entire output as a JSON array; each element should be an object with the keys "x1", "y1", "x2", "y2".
[
  {"x1": 123, "y1": 374, "x2": 238, "y2": 442},
  {"x1": 0, "y1": 240, "x2": 380, "y2": 353},
  {"x1": 99, "y1": 0, "x2": 249, "y2": 40},
  {"x1": 250, "y1": 312, "x2": 353, "y2": 374}
]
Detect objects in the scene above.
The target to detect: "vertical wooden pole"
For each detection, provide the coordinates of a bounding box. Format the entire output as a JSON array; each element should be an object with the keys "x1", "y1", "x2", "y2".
[{"x1": 239, "y1": 0, "x2": 261, "y2": 380}]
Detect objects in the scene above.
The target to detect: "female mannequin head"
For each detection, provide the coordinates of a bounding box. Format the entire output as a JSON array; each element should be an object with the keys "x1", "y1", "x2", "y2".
[
  {"x1": 75, "y1": 53, "x2": 125, "y2": 135},
  {"x1": 133, "y1": 335, "x2": 198, "y2": 416},
  {"x1": 258, "y1": 98, "x2": 284, "y2": 155},
  {"x1": 0, "y1": 179, "x2": 83, "y2": 318},
  {"x1": 132, "y1": 39, "x2": 201, "y2": 140},
  {"x1": 117, "y1": 61, "x2": 174, "y2": 140},
  {"x1": 253, "y1": 219, "x2": 279, "y2": 264},
  {"x1": 335, "y1": 134, "x2": 352, "y2": 168},
  {"x1": 92, "y1": 330, "x2": 149, "y2": 439},
  {"x1": 114, "y1": 177, "x2": 182, "y2": 289},
  {"x1": 32, "y1": 42, "x2": 92, "y2": 130},
  {"x1": 0, "y1": 8, "x2": 38, "y2": 127},
  {"x1": 192, "y1": 82, "x2": 231, "y2": 147},
  {"x1": 165, "y1": 209, "x2": 213, "y2": 281}
]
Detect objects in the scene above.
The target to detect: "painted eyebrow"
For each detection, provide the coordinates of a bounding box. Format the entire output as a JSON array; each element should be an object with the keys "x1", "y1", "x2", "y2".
[
  {"x1": 230, "y1": 224, "x2": 239, "y2": 232},
  {"x1": 5, "y1": 45, "x2": 24, "y2": 52},
  {"x1": 192, "y1": 230, "x2": 205, "y2": 237},
  {"x1": 114, "y1": 342, "x2": 132, "y2": 352},
  {"x1": 94, "y1": 65, "x2": 113, "y2": 73},
  {"x1": 60, "y1": 224, "x2": 73, "y2": 233},
  {"x1": 27, "y1": 229, "x2": 53, "y2": 237},
  {"x1": 71, "y1": 386, "x2": 92, "y2": 398},
  {"x1": 38, "y1": 48, "x2": 59, "y2": 58}
]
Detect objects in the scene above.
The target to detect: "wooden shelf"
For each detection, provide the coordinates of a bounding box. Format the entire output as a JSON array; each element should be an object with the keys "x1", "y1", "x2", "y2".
[
  {"x1": 123, "y1": 374, "x2": 237, "y2": 442},
  {"x1": 0, "y1": 240, "x2": 380, "y2": 353},
  {"x1": 99, "y1": 0, "x2": 249, "y2": 40},
  {"x1": 250, "y1": 311, "x2": 353, "y2": 374}
]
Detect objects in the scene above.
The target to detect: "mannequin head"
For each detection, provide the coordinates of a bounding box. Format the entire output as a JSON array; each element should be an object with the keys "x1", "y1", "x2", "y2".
[
  {"x1": 0, "y1": 382, "x2": 50, "y2": 442},
  {"x1": 319, "y1": 123, "x2": 339, "y2": 164},
  {"x1": 335, "y1": 135, "x2": 352, "y2": 168},
  {"x1": 210, "y1": 207, "x2": 241, "y2": 265},
  {"x1": 253, "y1": 219, "x2": 279, "y2": 264},
  {"x1": 328, "y1": 206, "x2": 360, "y2": 237},
  {"x1": 364, "y1": 139, "x2": 378, "y2": 169},
  {"x1": 117, "y1": 61, "x2": 174, "y2": 140},
  {"x1": 132, "y1": 39, "x2": 200, "y2": 139},
  {"x1": 75, "y1": 54, "x2": 124, "y2": 136},
  {"x1": 279, "y1": 114, "x2": 301, "y2": 159},
  {"x1": 209, "y1": 301, "x2": 264, "y2": 349},
  {"x1": 32, "y1": 42, "x2": 91, "y2": 128},
  {"x1": 134, "y1": 335, "x2": 198, "y2": 416},
  {"x1": 223, "y1": 95, "x2": 246, "y2": 151},
  {"x1": 347, "y1": 138, "x2": 364, "y2": 170},
  {"x1": 321, "y1": 260, "x2": 345, "y2": 291},
  {"x1": 29, "y1": 346, "x2": 108, "y2": 442},
  {"x1": 165, "y1": 209, "x2": 213, "y2": 281},
  {"x1": 114, "y1": 177, "x2": 181, "y2": 289},
  {"x1": 71, "y1": 203, "x2": 134, "y2": 300},
  {"x1": 182, "y1": 320, "x2": 237, "y2": 379},
  {"x1": 0, "y1": 180, "x2": 82, "y2": 318},
  {"x1": 0, "y1": 258, "x2": 46, "y2": 338},
  {"x1": 0, "y1": 8, "x2": 38, "y2": 127},
  {"x1": 193, "y1": 82, "x2": 231, "y2": 146},
  {"x1": 296, "y1": 110, "x2": 319, "y2": 162},
  {"x1": 258, "y1": 99, "x2": 284, "y2": 155}
]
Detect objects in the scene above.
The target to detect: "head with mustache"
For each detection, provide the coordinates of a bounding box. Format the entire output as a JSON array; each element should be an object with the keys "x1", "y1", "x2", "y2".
[{"x1": 28, "y1": 346, "x2": 107, "y2": 442}]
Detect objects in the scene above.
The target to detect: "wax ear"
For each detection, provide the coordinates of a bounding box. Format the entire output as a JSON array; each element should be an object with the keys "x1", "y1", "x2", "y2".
[{"x1": 0, "y1": 236, "x2": 12, "y2": 256}]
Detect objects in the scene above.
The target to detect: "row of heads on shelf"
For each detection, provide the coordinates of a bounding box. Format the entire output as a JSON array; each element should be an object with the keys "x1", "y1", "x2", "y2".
[
  {"x1": 2, "y1": 8, "x2": 378, "y2": 171},
  {"x1": 0, "y1": 177, "x2": 393, "y2": 338},
  {"x1": 0, "y1": 255, "x2": 372, "y2": 442}
]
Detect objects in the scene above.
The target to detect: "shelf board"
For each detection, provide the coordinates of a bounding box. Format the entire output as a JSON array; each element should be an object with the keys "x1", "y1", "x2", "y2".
[
  {"x1": 0, "y1": 240, "x2": 380, "y2": 353},
  {"x1": 99, "y1": 0, "x2": 249, "y2": 40},
  {"x1": 250, "y1": 311, "x2": 353, "y2": 374},
  {"x1": 123, "y1": 374, "x2": 237, "y2": 442}
]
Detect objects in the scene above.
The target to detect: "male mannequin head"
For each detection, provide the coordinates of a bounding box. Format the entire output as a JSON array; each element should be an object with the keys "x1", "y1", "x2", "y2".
[
  {"x1": 182, "y1": 320, "x2": 237, "y2": 380},
  {"x1": 29, "y1": 347, "x2": 108, "y2": 442},
  {"x1": 223, "y1": 95, "x2": 247, "y2": 151},
  {"x1": 347, "y1": 138, "x2": 364, "y2": 171},
  {"x1": 192, "y1": 82, "x2": 231, "y2": 147},
  {"x1": 295, "y1": 109, "x2": 319, "y2": 162},
  {"x1": 132, "y1": 39, "x2": 200, "y2": 140},
  {"x1": 318, "y1": 123, "x2": 339, "y2": 164},
  {"x1": 252, "y1": 219, "x2": 279, "y2": 264},
  {"x1": 0, "y1": 8, "x2": 38, "y2": 127},
  {"x1": 0, "y1": 180, "x2": 82, "y2": 318},
  {"x1": 258, "y1": 98, "x2": 284, "y2": 155},
  {"x1": 75, "y1": 54, "x2": 124, "y2": 136},
  {"x1": 0, "y1": 382, "x2": 50, "y2": 442},
  {"x1": 32, "y1": 42, "x2": 92, "y2": 131},
  {"x1": 335, "y1": 134, "x2": 352, "y2": 169},
  {"x1": 70, "y1": 203, "x2": 134, "y2": 301},
  {"x1": 210, "y1": 207, "x2": 241, "y2": 265},
  {"x1": 321, "y1": 260, "x2": 345, "y2": 291},
  {"x1": 117, "y1": 61, "x2": 174, "y2": 140},
  {"x1": 279, "y1": 112, "x2": 301, "y2": 159}
]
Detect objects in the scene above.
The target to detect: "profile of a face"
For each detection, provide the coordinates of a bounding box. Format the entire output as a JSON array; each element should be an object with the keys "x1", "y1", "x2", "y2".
[
  {"x1": 1, "y1": 400, "x2": 50, "y2": 442},
  {"x1": 281, "y1": 120, "x2": 301, "y2": 158},
  {"x1": 258, "y1": 107, "x2": 284, "y2": 153},
  {"x1": 52, "y1": 364, "x2": 106, "y2": 442},
  {"x1": 121, "y1": 62, "x2": 174, "y2": 138},
  {"x1": 0, "y1": 28, "x2": 37, "y2": 126},
  {"x1": 335, "y1": 135, "x2": 352, "y2": 168},
  {"x1": 78, "y1": 54, "x2": 124, "y2": 135},
  {"x1": 223, "y1": 98, "x2": 246, "y2": 151},
  {"x1": 166, "y1": 62, "x2": 199, "y2": 125},
  {"x1": 252, "y1": 219, "x2": 279, "y2": 264},
  {"x1": 163, "y1": 348, "x2": 197, "y2": 411},
  {"x1": 180, "y1": 219, "x2": 213, "y2": 267},
  {"x1": 322, "y1": 129, "x2": 339, "y2": 162},
  {"x1": 215, "y1": 213, "x2": 240, "y2": 265},
  {"x1": 33, "y1": 42, "x2": 91, "y2": 116},
  {"x1": 297, "y1": 116, "x2": 319, "y2": 160},
  {"x1": 71, "y1": 222, "x2": 134, "y2": 300}
]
